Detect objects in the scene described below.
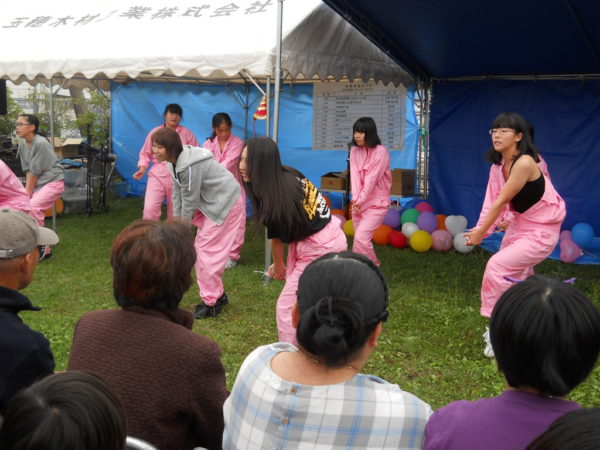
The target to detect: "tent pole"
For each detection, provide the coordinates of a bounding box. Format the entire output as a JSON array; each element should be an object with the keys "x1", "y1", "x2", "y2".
[
  {"x1": 48, "y1": 78, "x2": 57, "y2": 230},
  {"x1": 265, "y1": 75, "x2": 271, "y2": 138},
  {"x1": 272, "y1": 0, "x2": 283, "y2": 143},
  {"x1": 244, "y1": 83, "x2": 249, "y2": 141}
]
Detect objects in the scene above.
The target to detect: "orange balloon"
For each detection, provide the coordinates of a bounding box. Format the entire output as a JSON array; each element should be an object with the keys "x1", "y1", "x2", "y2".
[
  {"x1": 322, "y1": 195, "x2": 331, "y2": 207},
  {"x1": 330, "y1": 208, "x2": 345, "y2": 217},
  {"x1": 436, "y1": 214, "x2": 447, "y2": 231},
  {"x1": 373, "y1": 224, "x2": 393, "y2": 245}
]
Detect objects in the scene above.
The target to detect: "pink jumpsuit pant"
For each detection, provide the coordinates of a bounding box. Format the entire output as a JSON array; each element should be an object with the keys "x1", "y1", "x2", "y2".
[
  {"x1": 352, "y1": 205, "x2": 388, "y2": 266},
  {"x1": 192, "y1": 195, "x2": 245, "y2": 306},
  {"x1": 229, "y1": 189, "x2": 246, "y2": 261},
  {"x1": 143, "y1": 163, "x2": 173, "y2": 220},
  {"x1": 30, "y1": 180, "x2": 65, "y2": 226},
  {"x1": 480, "y1": 200, "x2": 564, "y2": 317},
  {"x1": 277, "y1": 217, "x2": 348, "y2": 344}
]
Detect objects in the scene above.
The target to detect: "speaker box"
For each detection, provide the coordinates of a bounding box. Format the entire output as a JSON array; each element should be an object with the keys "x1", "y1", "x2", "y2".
[{"x1": 0, "y1": 80, "x2": 7, "y2": 115}]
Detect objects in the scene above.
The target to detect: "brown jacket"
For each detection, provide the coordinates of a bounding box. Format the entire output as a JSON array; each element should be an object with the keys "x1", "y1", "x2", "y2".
[{"x1": 68, "y1": 306, "x2": 228, "y2": 450}]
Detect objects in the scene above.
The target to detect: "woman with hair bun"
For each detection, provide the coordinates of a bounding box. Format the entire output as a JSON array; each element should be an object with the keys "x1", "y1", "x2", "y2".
[{"x1": 223, "y1": 251, "x2": 432, "y2": 449}]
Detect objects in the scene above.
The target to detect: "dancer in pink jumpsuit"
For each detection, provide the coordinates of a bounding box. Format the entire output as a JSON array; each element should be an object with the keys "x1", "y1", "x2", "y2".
[
  {"x1": 16, "y1": 114, "x2": 64, "y2": 260},
  {"x1": 241, "y1": 137, "x2": 347, "y2": 344},
  {"x1": 152, "y1": 127, "x2": 241, "y2": 319},
  {"x1": 349, "y1": 117, "x2": 392, "y2": 266},
  {"x1": 0, "y1": 160, "x2": 31, "y2": 216},
  {"x1": 133, "y1": 104, "x2": 198, "y2": 220},
  {"x1": 202, "y1": 113, "x2": 246, "y2": 269},
  {"x1": 465, "y1": 112, "x2": 565, "y2": 357}
]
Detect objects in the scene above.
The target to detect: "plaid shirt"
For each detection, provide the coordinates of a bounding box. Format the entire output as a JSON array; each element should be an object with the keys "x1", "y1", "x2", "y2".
[{"x1": 223, "y1": 343, "x2": 432, "y2": 449}]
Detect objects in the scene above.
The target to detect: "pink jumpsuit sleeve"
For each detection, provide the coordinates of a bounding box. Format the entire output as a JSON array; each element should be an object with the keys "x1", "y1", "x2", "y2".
[
  {"x1": 179, "y1": 126, "x2": 199, "y2": 147},
  {"x1": 137, "y1": 128, "x2": 155, "y2": 168},
  {"x1": 352, "y1": 145, "x2": 390, "y2": 207},
  {"x1": 475, "y1": 164, "x2": 510, "y2": 237}
]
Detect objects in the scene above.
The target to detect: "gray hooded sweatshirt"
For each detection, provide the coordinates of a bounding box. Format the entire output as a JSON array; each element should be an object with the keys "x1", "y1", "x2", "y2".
[{"x1": 169, "y1": 145, "x2": 240, "y2": 225}]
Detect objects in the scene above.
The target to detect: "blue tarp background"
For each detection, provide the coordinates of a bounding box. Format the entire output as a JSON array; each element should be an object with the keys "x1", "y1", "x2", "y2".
[
  {"x1": 111, "y1": 81, "x2": 418, "y2": 201},
  {"x1": 428, "y1": 79, "x2": 600, "y2": 233}
]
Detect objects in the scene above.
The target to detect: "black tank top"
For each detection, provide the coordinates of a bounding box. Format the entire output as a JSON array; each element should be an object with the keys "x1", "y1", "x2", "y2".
[{"x1": 509, "y1": 156, "x2": 545, "y2": 213}]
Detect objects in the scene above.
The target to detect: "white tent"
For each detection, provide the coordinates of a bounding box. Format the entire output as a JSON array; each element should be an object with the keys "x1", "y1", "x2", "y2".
[{"x1": 0, "y1": 0, "x2": 412, "y2": 88}]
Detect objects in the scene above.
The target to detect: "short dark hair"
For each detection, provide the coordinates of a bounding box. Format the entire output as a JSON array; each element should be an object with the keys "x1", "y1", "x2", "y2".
[
  {"x1": 490, "y1": 275, "x2": 600, "y2": 397},
  {"x1": 152, "y1": 127, "x2": 184, "y2": 162},
  {"x1": 526, "y1": 407, "x2": 600, "y2": 450},
  {"x1": 485, "y1": 112, "x2": 540, "y2": 164},
  {"x1": 163, "y1": 103, "x2": 183, "y2": 117},
  {"x1": 0, "y1": 371, "x2": 126, "y2": 450},
  {"x1": 18, "y1": 113, "x2": 40, "y2": 134},
  {"x1": 296, "y1": 251, "x2": 389, "y2": 368},
  {"x1": 352, "y1": 117, "x2": 382, "y2": 148},
  {"x1": 110, "y1": 219, "x2": 196, "y2": 310}
]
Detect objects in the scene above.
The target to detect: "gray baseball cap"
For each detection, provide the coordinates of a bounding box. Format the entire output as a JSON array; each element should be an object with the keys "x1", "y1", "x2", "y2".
[{"x1": 0, "y1": 208, "x2": 59, "y2": 259}]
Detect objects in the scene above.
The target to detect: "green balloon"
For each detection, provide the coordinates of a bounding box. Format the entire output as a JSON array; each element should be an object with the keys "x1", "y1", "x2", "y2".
[{"x1": 401, "y1": 208, "x2": 420, "y2": 224}]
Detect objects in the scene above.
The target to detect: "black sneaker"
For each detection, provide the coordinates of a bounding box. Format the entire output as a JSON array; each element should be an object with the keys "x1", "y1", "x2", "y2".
[
  {"x1": 38, "y1": 245, "x2": 52, "y2": 261},
  {"x1": 193, "y1": 302, "x2": 222, "y2": 319},
  {"x1": 216, "y1": 292, "x2": 229, "y2": 307}
]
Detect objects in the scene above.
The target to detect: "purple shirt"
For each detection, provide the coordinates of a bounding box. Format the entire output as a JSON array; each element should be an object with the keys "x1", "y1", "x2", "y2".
[{"x1": 424, "y1": 390, "x2": 580, "y2": 450}]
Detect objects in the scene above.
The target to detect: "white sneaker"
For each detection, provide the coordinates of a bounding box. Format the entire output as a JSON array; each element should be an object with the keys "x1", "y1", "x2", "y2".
[
  {"x1": 225, "y1": 259, "x2": 238, "y2": 269},
  {"x1": 483, "y1": 326, "x2": 495, "y2": 358}
]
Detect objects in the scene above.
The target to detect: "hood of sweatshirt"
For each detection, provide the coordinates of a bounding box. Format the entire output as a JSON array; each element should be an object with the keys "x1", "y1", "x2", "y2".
[{"x1": 174, "y1": 145, "x2": 213, "y2": 173}]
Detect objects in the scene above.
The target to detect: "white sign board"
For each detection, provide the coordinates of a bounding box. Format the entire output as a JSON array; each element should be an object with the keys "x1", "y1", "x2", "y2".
[{"x1": 313, "y1": 80, "x2": 406, "y2": 151}]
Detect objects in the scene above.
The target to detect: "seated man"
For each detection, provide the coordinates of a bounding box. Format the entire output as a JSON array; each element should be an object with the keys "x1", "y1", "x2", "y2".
[
  {"x1": 0, "y1": 208, "x2": 57, "y2": 414},
  {"x1": 424, "y1": 275, "x2": 600, "y2": 450}
]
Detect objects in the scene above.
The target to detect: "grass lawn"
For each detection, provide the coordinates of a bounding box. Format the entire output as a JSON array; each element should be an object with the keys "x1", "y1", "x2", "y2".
[{"x1": 22, "y1": 196, "x2": 600, "y2": 410}]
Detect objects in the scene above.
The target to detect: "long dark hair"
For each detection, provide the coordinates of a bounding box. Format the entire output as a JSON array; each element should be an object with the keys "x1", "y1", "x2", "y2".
[
  {"x1": 208, "y1": 112, "x2": 232, "y2": 141},
  {"x1": 244, "y1": 137, "x2": 310, "y2": 240},
  {"x1": 486, "y1": 112, "x2": 540, "y2": 165}
]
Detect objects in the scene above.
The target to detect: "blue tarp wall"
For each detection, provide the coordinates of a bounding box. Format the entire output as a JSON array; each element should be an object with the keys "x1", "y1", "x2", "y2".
[
  {"x1": 429, "y1": 79, "x2": 600, "y2": 233},
  {"x1": 111, "y1": 81, "x2": 418, "y2": 201}
]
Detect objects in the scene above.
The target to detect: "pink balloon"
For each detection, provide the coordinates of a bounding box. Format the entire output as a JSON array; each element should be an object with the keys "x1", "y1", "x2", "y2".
[
  {"x1": 560, "y1": 236, "x2": 582, "y2": 263},
  {"x1": 431, "y1": 229, "x2": 453, "y2": 251},
  {"x1": 415, "y1": 201, "x2": 434, "y2": 213}
]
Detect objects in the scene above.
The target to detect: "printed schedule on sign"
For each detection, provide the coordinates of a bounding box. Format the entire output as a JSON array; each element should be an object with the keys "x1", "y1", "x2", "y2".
[{"x1": 312, "y1": 80, "x2": 407, "y2": 151}]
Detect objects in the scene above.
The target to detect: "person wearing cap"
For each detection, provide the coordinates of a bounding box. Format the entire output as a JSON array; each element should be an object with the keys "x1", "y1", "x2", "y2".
[{"x1": 0, "y1": 208, "x2": 57, "y2": 414}]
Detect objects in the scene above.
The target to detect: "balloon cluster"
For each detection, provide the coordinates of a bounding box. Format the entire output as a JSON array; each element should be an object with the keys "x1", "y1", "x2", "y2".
[
  {"x1": 559, "y1": 222, "x2": 595, "y2": 263},
  {"x1": 337, "y1": 199, "x2": 474, "y2": 254}
]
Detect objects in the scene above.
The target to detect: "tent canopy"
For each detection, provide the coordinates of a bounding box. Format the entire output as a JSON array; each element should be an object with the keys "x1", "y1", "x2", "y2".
[
  {"x1": 321, "y1": 0, "x2": 600, "y2": 80},
  {"x1": 0, "y1": 0, "x2": 412, "y2": 88}
]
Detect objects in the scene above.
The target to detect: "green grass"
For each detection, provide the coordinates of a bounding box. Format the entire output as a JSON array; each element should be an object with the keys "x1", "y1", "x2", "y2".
[{"x1": 21, "y1": 196, "x2": 600, "y2": 409}]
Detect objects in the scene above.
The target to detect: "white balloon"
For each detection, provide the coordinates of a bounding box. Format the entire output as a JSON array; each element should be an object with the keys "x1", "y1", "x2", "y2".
[
  {"x1": 401, "y1": 222, "x2": 419, "y2": 238},
  {"x1": 445, "y1": 215, "x2": 468, "y2": 236},
  {"x1": 454, "y1": 233, "x2": 475, "y2": 253}
]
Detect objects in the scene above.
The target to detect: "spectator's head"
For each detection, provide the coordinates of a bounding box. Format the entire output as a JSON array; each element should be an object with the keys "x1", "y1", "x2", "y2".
[
  {"x1": 490, "y1": 275, "x2": 600, "y2": 397},
  {"x1": 0, "y1": 371, "x2": 127, "y2": 450},
  {"x1": 295, "y1": 251, "x2": 389, "y2": 368},
  {"x1": 111, "y1": 219, "x2": 196, "y2": 310},
  {"x1": 0, "y1": 208, "x2": 58, "y2": 290},
  {"x1": 526, "y1": 407, "x2": 600, "y2": 450}
]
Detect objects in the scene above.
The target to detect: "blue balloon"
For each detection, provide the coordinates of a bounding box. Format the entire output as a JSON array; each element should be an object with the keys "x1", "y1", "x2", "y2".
[{"x1": 571, "y1": 222, "x2": 595, "y2": 248}]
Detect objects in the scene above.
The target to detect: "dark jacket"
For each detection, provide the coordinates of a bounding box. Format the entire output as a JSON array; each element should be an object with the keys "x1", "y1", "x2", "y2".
[
  {"x1": 68, "y1": 306, "x2": 228, "y2": 450},
  {"x1": 0, "y1": 285, "x2": 55, "y2": 414}
]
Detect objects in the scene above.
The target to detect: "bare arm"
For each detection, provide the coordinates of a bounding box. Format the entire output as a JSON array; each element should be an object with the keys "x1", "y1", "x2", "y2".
[
  {"x1": 25, "y1": 173, "x2": 38, "y2": 195},
  {"x1": 268, "y1": 238, "x2": 286, "y2": 280}
]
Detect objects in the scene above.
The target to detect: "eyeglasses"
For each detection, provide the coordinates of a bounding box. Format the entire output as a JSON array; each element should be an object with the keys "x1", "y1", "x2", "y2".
[
  {"x1": 15, "y1": 122, "x2": 31, "y2": 127},
  {"x1": 489, "y1": 128, "x2": 515, "y2": 135}
]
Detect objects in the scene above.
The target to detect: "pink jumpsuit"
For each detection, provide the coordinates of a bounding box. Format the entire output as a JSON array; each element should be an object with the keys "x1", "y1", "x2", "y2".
[
  {"x1": 276, "y1": 217, "x2": 348, "y2": 344},
  {"x1": 476, "y1": 160, "x2": 565, "y2": 317},
  {"x1": 350, "y1": 144, "x2": 392, "y2": 266},
  {"x1": 138, "y1": 124, "x2": 198, "y2": 220},
  {"x1": 0, "y1": 160, "x2": 31, "y2": 215},
  {"x1": 202, "y1": 135, "x2": 246, "y2": 261}
]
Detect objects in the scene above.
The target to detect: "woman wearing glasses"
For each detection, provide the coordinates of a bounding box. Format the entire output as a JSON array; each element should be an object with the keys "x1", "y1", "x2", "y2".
[{"x1": 464, "y1": 112, "x2": 565, "y2": 357}]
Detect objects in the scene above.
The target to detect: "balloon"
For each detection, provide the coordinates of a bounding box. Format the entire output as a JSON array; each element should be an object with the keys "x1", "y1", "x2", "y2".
[
  {"x1": 401, "y1": 208, "x2": 420, "y2": 224},
  {"x1": 333, "y1": 213, "x2": 347, "y2": 229},
  {"x1": 383, "y1": 208, "x2": 401, "y2": 229},
  {"x1": 401, "y1": 222, "x2": 419, "y2": 238},
  {"x1": 410, "y1": 230, "x2": 432, "y2": 252},
  {"x1": 571, "y1": 223, "x2": 595, "y2": 248},
  {"x1": 445, "y1": 215, "x2": 468, "y2": 236},
  {"x1": 560, "y1": 238, "x2": 582, "y2": 263},
  {"x1": 431, "y1": 229, "x2": 453, "y2": 251},
  {"x1": 436, "y1": 214, "x2": 447, "y2": 230},
  {"x1": 330, "y1": 208, "x2": 345, "y2": 218},
  {"x1": 322, "y1": 195, "x2": 331, "y2": 207},
  {"x1": 417, "y1": 211, "x2": 437, "y2": 233},
  {"x1": 373, "y1": 224, "x2": 393, "y2": 245},
  {"x1": 343, "y1": 219, "x2": 354, "y2": 237},
  {"x1": 389, "y1": 230, "x2": 408, "y2": 248},
  {"x1": 415, "y1": 201, "x2": 434, "y2": 213},
  {"x1": 453, "y1": 234, "x2": 475, "y2": 253}
]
